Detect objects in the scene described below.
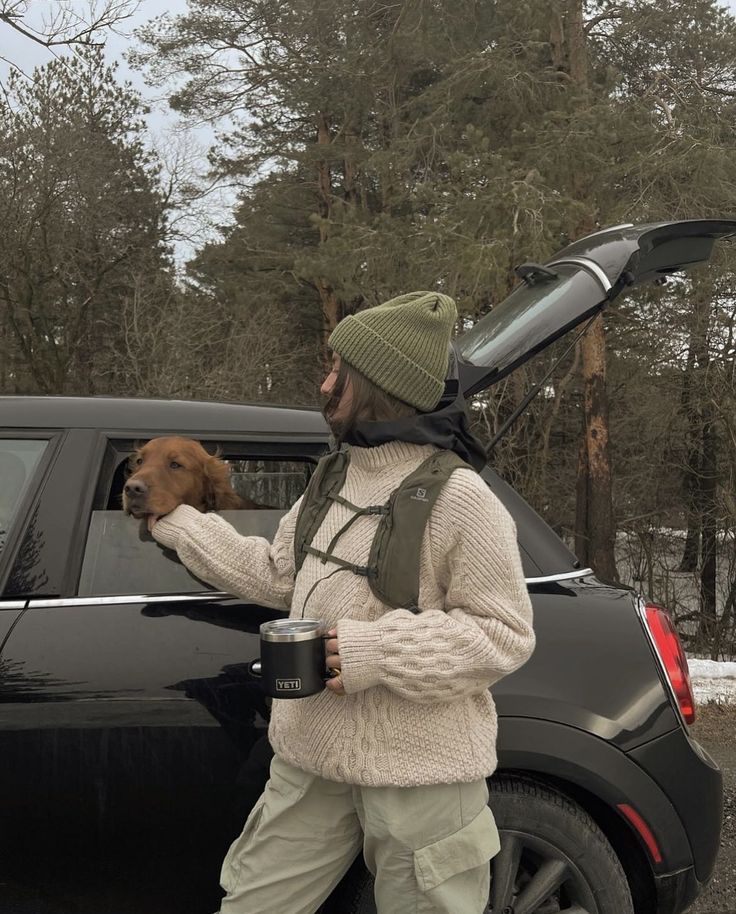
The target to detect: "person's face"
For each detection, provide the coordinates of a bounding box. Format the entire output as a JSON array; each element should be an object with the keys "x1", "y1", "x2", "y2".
[{"x1": 321, "y1": 353, "x2": 353, "y2": 423}]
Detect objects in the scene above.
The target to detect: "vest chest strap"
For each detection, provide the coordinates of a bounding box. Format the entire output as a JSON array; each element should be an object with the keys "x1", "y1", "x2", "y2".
[
  {"x1": 329, "y1": 492, "x2": 389, "y2": 515},
  {"x1": 321, "y1": 495, "x2": 389, "y2": 560},
  {"x1": 302, "y1": 544, "x2": 377, "y2": 577}
]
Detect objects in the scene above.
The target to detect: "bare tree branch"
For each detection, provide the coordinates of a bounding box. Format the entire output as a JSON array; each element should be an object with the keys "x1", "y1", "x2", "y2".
[
  {"x1": 0, "y1": 1, "x2": 140, "y2": 49},
  {"x1": 584, "y1": 7, "x2": 625, "y2": 34}
]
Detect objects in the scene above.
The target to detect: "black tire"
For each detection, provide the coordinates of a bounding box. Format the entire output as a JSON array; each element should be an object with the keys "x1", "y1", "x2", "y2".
[
  {"x1": 324, "y1": 775, "x2": 635, "y2": 914},
  {"x1": 488, "y1": 775, "x2": 634, "y2": 914}
]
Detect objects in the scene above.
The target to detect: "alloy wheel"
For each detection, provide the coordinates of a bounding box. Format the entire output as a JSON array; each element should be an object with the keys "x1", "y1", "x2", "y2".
[{"x1": 488, "y1": 829, "x2": 599, "y2": 914}]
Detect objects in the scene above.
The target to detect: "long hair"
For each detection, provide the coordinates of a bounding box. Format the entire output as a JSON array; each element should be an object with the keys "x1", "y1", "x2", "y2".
[{"x1": 322, "y1": 359, "x2": 417, "y2": 440}]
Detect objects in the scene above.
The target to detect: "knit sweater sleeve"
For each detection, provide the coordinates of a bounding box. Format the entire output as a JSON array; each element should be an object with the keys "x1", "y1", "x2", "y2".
[
  {"x1": 149, "y1": 500, "x2": 301, "y2": 610},
  {"x1": 337, "y1": 470, "x2": 535, "y2": 702}
]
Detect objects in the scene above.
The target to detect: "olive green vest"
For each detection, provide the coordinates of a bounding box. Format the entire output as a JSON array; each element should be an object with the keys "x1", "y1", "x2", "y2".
[{"x1": 293, "y1": 448, "x2": 471, "y2": 611}]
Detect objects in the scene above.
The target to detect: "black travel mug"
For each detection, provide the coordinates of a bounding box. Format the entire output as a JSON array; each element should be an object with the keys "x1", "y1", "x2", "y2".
[{"x1": 249, "y1": 619, "x2": 330, "y2": 698}]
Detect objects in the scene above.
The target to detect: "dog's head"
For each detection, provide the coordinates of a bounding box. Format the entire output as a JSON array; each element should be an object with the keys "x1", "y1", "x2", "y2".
[{"x1": 122, "y1": 436, "x2": 241, "y2": 517}]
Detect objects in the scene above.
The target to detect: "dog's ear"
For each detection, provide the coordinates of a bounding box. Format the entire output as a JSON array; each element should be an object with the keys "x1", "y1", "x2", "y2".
[{"x1": 203, "y1": 454, "x2": 241, "y2": 511}]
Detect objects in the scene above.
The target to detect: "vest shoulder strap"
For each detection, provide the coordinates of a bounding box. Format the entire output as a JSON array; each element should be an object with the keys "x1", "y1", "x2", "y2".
[{"x1": 293, "y1": 449, "x2": 350, "y2": 574}]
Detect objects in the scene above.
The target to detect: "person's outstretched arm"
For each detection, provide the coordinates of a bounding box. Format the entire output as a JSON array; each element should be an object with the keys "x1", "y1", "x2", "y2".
[{"x1": 149, "y1": 500, "x2": 300, "y2": 610}]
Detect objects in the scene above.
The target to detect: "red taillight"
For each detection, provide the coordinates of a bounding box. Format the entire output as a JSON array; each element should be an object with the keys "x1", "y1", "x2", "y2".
[{"x1": 644, "y1": 602, "x2": 695, "y2": 724}]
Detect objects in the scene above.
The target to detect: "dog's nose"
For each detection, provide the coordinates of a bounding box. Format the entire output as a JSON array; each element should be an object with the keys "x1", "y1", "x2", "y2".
[{"x1": 124, "y1": 479, "x2": 148, "y2": 498}]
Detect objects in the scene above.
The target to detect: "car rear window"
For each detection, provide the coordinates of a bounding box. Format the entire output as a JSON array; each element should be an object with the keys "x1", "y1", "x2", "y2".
[{"x1": 0, "y1": 439, "x2": 47, "y2": 556}]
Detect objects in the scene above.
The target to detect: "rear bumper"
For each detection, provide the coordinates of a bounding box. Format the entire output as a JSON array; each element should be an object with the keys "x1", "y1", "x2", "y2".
[
  {"x1": 654, "y1": 865, "x2": 701, "y2": 914},
  {"x1": 629, "y1": 728, "x2": 722, "y2": 885}
]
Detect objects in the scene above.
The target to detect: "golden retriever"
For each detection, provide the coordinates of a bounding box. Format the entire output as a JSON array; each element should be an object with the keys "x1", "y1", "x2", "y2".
[{"x1": 123, "y1": 436, "x2": 259, "y2": 518}]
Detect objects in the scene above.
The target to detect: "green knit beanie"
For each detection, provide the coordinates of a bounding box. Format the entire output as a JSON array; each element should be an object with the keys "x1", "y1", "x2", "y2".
[{"x1": 328, "y1": 291, "x2": 457, "y2": 411}]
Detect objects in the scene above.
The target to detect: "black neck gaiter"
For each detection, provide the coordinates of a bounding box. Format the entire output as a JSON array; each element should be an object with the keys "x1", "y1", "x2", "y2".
[{"x1": 341, "y1": 389, "x2": 487, "y2": 472}]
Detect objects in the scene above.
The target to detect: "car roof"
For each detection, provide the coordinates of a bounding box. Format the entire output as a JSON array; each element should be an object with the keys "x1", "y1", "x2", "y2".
[{"x1": 0, "y1": 396, "x2": 329, "y2": 437}]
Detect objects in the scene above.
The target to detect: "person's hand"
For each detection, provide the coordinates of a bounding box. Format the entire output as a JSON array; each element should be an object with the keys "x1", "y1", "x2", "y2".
[{"x1": 325, "y1": 628, "x2": 345, "y2": 696}]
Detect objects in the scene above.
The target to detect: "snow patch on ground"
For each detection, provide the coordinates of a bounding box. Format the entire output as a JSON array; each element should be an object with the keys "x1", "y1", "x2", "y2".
[{"x1": 689, "y1": 658, "x2": 736, "y2": 704}]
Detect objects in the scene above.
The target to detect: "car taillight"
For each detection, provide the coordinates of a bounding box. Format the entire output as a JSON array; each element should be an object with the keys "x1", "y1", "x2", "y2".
[{"x1": 643, "y1": 602, "x2": 695, "y2": 725}]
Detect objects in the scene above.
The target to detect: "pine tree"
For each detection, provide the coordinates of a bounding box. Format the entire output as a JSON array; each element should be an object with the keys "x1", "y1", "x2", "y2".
[{"x1": 0, "y1": 47, "x2": 171, "y2": 394}]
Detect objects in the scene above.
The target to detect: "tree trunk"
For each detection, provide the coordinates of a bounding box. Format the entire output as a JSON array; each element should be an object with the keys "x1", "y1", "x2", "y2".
[
  {"x1": 684, "y1": 275, "x2": 718, "y2": 655},
  {"x1": 315, "y1": 112, "x2": 342, "y2": 352},
  {"x1": 555, "y1": 0, "x2": 617, "y2": 581},
  {"x1": 343, "y1": 123, "x2": 360, "y2": 207},
  {"x1": 580, "y1": 314, "x2": 618, "y2": 581},
  {"x1": 679, "y1": 466, "x2": 701, "y2": 572},
  {"x1": 575, "y1": 421, "x2": 589, "y2": 564},
  {"x1": 699, "y1": 400, "x2": 719, "y2": 656},
  {"x1": 678, "y1": 300, "x2": 705, "y2": 572}
]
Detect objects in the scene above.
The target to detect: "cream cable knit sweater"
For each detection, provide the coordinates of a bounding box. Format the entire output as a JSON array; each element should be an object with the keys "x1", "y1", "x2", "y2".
[{"x1": 151, "y1": 440, "x2": 535, "y2": 787}]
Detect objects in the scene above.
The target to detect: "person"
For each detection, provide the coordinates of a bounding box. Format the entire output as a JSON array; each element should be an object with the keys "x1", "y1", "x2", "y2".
[{"x1": 147, "y1": 291, "x2": 535, "y2": 914}]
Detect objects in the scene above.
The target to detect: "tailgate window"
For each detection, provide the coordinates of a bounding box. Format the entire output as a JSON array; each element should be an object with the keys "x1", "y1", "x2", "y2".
[{"x1": 0, "y1": 439, "x2": 47, "y2": 556}]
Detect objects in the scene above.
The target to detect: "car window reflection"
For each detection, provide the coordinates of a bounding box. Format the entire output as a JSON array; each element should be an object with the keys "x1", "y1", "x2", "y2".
[
  {"x1": 0, "y1": 440, "x2": 47, "y2": 555},
  {"x1": 79, "y1": 509, "x2": 287, "y2": 598}
]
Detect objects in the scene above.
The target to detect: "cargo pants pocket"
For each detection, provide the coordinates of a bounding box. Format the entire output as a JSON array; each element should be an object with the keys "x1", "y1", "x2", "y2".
[{"x1": 413, "y1": 805, "x2": 500, "y2": 913}]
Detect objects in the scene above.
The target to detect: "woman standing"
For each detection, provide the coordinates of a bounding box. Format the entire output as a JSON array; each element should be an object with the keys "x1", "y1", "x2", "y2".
[{"x1": 148, "y1": 291, "x2": 535, "y2": 914}]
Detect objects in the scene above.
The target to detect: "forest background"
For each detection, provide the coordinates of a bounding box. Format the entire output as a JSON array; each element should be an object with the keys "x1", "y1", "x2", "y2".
[{"x1": 1, "y1": 0, "x2": 736, "y2": 660}]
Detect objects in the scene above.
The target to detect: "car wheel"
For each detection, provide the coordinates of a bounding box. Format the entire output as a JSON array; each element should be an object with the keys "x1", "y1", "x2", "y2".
[
  {"x1": 324, "y1": 776, "x2": 635, "y2": 914},
  {"x1": 488, "y1": 775, "x2": 634, "y2": 914}
]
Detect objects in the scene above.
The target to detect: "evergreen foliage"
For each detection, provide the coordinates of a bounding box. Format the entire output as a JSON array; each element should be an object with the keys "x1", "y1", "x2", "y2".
[{"x1": 0, "y1": 47, "x2": 171, "y2": 394}]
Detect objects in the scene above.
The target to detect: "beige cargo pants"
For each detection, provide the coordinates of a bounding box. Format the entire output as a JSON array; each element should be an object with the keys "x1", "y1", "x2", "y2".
[{"x1": 218, "y1": 754, "x2": 499, "y2": 914}]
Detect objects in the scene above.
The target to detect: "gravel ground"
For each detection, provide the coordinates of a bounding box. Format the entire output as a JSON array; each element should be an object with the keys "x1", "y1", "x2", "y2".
[{"x1": 685, "y1": 702, "x2": 736, "y2": 914}]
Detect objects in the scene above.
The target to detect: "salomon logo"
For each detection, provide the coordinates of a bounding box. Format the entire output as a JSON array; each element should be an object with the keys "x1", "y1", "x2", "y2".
[
  {"x1": 276, "y1": 678, "x2": 302, "y2": 691},
  {"x1": 411, "y1": 487, "x2": 429, "y2": 502}
]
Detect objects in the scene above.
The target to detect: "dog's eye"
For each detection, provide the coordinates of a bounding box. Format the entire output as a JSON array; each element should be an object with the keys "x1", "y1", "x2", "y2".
[
  {"x1": 170, "y1": 461, "x2": 182, "y2": 469},
  {"x1": 134, "y1": 457, "x2": 143, "y2": 466}
]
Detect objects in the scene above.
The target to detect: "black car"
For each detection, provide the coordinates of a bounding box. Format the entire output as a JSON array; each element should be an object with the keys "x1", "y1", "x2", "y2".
[{"x1": 1, "y1": 220, "x2": 733, "y2": 914}]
